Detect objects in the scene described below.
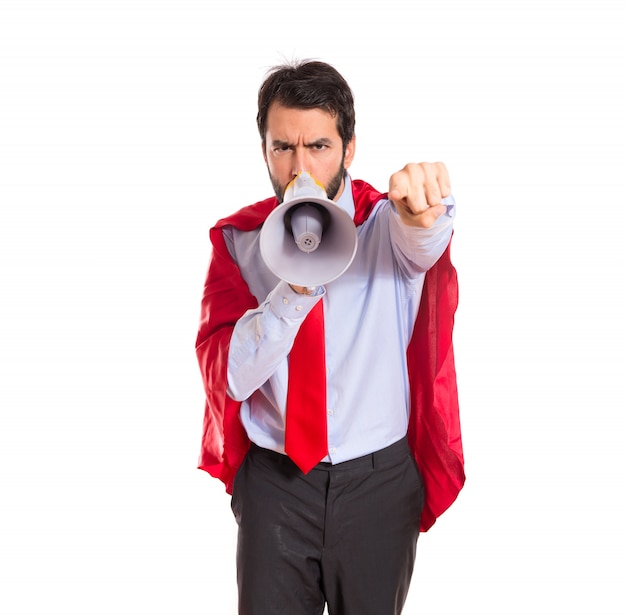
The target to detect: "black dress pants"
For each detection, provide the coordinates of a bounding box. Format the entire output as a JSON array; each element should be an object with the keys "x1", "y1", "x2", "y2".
[{"x1": 231, "y1": 437, "x2": 424, "y2": 615}]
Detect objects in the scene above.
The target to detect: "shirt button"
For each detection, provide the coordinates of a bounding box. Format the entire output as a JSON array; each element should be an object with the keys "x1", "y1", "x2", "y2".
[
  {"x1": 282, "y1": 297, "x2": 289, "y2": 305},
  {"x1": 330, "y1": 447, "x2": 337, "y2": 454},
  {"x1": 327, "y1": 409, "x2": 334, "y2": 416},
  {"x1": 295, "y1": 305, "x2": 303, "y2": 311}
]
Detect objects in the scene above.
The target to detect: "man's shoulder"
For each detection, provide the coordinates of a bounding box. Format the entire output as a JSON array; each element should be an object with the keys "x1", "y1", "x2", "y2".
[
  {"x1": 215, "y1": 195, "x2": 278, "y2": 232},
  {"x1": 351, "y1": 178, "x2": 387, "y2": 226}
]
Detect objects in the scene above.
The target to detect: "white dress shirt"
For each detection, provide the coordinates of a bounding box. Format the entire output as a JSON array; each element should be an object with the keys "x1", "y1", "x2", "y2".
[{"x1": 224, "y1": 175, "x2": 455, "y2": 463}]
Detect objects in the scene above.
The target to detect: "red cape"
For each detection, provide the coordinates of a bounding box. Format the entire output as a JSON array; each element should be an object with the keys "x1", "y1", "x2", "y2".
[{"x1": 196, "y1": 179, "x2": 464, "y2": 531}]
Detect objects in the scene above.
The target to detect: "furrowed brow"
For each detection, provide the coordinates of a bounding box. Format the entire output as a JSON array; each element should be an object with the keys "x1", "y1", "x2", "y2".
[
  {"x1": 270, "y1": 139, "x2": 292, "y2": 148},
  {"x1": 307, "y1": 138, "x2": 333, "y2": 147}
]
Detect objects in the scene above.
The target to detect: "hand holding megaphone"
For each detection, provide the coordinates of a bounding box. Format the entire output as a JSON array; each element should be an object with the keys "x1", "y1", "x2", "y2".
[{"x1": 259, "y1": 172, "x2": 358, "y2": 287}]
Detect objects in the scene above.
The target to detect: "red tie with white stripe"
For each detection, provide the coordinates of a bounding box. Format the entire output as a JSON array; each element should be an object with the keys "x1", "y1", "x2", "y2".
[{"x1": 285, "y1": 299, "x2": 328, "y2": 473}]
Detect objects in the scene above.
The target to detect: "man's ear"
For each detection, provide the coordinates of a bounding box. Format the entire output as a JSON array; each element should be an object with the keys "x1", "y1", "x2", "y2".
[
  {"x1": 261, "y1": 140, "x2": 268, "y2": 164},
  {"x1": 343, "y1": 135, "x2": 356, "y2": 169}
]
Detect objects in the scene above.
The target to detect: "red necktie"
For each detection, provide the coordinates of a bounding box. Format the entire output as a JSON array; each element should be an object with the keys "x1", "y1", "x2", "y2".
[{"x1": 285, "y1": 299, "x2": 328, "y2": 473}]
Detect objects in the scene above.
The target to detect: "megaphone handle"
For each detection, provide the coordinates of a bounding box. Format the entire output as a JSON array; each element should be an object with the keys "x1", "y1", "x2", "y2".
[{"x1": 288, "y1": 284, "x2": 318, "y2": 296}]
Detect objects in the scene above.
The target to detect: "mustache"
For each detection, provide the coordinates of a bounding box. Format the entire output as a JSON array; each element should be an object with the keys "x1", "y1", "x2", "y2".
[
  {"x1": 269, "y1": 166, "x2": 345, "y2": 204},
  {"x1": 270, "y1": 175, "x2": 310, "y2": 204}
]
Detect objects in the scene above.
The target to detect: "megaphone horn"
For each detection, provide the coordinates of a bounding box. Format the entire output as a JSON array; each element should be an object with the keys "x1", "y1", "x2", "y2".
[{"x1": 259, "y1": 172, "x2": 358, "y2": 287}]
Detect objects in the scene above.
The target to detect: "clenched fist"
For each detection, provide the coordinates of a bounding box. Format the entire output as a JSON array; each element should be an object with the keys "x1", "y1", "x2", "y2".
[{"x1": 388, "y1": 162, "x2": 451, "y2": 228}]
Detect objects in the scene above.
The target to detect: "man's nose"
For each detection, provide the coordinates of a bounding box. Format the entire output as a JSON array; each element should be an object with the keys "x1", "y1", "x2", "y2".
[{"x1": 292, "y1": 148, "x2": 310, "y2": 176}]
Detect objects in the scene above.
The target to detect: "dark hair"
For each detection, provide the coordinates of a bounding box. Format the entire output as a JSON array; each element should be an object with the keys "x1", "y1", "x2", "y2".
[{"x1": 257, "y1": 60, "x2": 355, "y2": 150}]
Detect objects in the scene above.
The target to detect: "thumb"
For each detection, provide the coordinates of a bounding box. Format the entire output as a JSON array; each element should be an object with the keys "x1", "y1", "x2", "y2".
[{"x1": 388, "y1": 183, "x2": 410, "y2": 206}]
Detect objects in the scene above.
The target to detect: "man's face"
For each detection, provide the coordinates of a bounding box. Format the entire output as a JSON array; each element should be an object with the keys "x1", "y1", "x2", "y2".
[{"x1": 262, "y1": 103, "x2": 356, "y2": 203}]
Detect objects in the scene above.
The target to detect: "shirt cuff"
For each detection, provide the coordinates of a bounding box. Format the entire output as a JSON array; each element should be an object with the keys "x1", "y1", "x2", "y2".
[{"x1": 269, "y1": 280, "x2": 325, "y2": 321}]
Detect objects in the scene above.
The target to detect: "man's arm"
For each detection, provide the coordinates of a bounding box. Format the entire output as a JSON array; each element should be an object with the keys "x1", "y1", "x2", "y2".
[
  {"x1": 386, "y1": 162, "x2": 455, "y2": 275},
  {"x1": 226, "y1": 280, "x2": 323, "y2": 401}
]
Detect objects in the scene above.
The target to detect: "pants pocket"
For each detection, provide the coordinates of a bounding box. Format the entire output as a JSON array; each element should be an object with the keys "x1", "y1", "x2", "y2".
[{"x1": 230, "y1": 453, "x2": 249, "y2": 522}]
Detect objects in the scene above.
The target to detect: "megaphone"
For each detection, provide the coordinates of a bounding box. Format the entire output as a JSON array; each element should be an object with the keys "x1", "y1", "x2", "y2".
[{"x1": 259, "y1": 172, "x2": 358, "y2": 287}]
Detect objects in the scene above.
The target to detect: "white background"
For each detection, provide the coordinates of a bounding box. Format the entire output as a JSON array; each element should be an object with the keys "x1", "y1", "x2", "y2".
[{"x1": 1, "y1": 1, "x2": 624, "y2": 613}]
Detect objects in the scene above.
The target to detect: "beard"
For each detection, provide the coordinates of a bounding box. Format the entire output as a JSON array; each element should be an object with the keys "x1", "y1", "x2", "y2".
[{"x1": 269, "y1": 158, "x2": 346, "y2": 204}]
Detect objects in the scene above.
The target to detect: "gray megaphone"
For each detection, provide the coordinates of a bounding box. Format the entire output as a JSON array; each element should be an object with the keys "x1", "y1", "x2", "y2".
[{"x1": 259, "y1": 172, "x2": 358, "y2": 287}]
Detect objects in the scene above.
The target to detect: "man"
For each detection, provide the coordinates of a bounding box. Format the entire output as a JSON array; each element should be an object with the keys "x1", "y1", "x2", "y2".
[{"x1": 196, "y1": 60, "x2": 464, "y2": 615}]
